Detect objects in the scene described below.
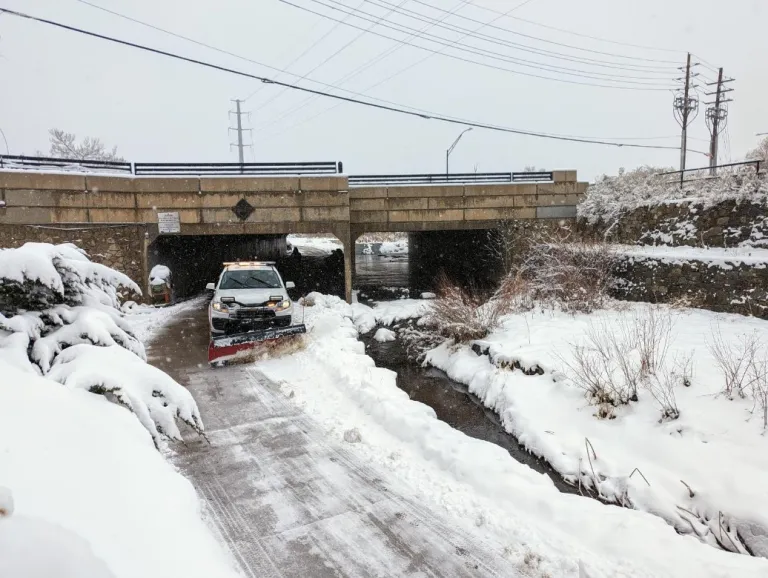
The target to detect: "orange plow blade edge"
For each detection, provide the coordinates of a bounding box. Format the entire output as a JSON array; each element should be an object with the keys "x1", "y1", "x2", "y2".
[{"x1": 208, "y1": 324, "x2": 307, "y2": 365}]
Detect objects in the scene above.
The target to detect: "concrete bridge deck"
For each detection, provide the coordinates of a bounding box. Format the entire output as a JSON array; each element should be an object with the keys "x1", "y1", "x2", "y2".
[{"x1": 0, "y1": 170, "x2": 587, "y2": 301}]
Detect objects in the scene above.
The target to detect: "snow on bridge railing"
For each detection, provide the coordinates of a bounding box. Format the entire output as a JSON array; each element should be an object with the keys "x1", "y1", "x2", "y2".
[
  {"x1": 0, "y1": 154, "x2": 132, "y2": 174},
  {"x1": 0, "y1": 155, "x2": 342, "y2": 176},
  {"x1": 133, "y1": 161, "x2": 342, "y2": 176},
  {"x1": 348, "y1": 171, "x2": 553, "y2": 186}
]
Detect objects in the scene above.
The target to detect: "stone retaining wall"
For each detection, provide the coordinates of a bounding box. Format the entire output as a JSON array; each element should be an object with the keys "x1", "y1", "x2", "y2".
[
  {"x1": 579, "y1": 198, "x2": 768, "y2": 248},
  {"x1": 612, "y1": 255, "x2": 768, "y2": 319}
]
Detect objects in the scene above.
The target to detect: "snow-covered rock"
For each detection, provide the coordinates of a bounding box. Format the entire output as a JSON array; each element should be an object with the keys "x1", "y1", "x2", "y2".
[{"x1": 373, "y1": 328, "x2": 396, "y2": 342}]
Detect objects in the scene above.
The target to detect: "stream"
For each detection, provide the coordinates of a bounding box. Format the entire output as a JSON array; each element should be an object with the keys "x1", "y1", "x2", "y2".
[{"x1": 359, "y1": 319, "x2": 583, "y2": 497}]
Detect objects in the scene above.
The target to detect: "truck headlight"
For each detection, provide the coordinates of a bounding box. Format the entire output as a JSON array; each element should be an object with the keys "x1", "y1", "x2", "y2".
[
  {"x1": 212, "y1": 301, "x2": 229, "y2": 313},
  {"x1": 274, "y1": 300, "x2": 291, "y2": 311}
]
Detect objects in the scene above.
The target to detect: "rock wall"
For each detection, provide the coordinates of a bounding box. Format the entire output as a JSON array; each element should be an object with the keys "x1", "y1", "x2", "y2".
[
  {"x1": 579, "y1": 198, "x2": 768, "y2": 248},
  {"x1": 0, "y1": 224, "x2": 147, "y2": 289},
  {"x1": 612, "y1": 255, "x2": 768, "y2": 319}
]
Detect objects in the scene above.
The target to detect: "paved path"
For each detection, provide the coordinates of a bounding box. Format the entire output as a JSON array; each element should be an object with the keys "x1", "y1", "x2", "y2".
[{"x1": 147, "y1": 303, "x2": 520, "y2": 577}]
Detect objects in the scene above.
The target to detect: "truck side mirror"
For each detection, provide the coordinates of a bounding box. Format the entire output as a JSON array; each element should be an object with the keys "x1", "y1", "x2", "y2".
[
  {"x1": 205, "y1": 282, "x2": 215, "y2": 291},
  {"x1": 285, "y1": 281, "x2": 296, "y2": 289}
]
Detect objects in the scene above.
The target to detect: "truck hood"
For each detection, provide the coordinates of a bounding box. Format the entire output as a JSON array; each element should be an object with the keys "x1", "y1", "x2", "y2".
[{"x1": 214, "y1": 288, "x2": 288, "y2": 306}]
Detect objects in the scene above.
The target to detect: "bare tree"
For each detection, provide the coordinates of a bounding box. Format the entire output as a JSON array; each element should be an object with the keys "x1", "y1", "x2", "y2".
[
  {"x1": 43, "y1": 129, "x2": 124, "y2": 161},
  {"x1": 746, "y1": 136, "x2": 768, "y2": 164}
]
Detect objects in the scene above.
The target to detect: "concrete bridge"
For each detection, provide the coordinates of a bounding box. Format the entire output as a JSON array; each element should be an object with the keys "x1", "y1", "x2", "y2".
[{"x1": 0, "y1": 170, "x2": 586, "y2": 301}]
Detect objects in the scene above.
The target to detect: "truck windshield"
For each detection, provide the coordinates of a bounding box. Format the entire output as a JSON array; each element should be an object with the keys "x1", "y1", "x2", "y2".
[{"x1": 219, "y1": 269, "x2": 282, "y2": 290}]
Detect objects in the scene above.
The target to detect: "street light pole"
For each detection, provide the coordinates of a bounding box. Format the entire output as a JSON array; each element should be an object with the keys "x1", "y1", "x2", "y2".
[{"x1": 446, "y1": 127, "x2": 472, "y2": 175}]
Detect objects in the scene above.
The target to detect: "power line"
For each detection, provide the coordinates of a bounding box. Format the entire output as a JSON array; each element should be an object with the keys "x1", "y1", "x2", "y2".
[
  {"x1": 282, "y1": 0, "x2": 679, "y2": 87},
  {"x1": 243, "y1": 0, "x2": 369, "y2": 104},
  {"x1": 359, "y1": 0, "x2": 682, "y2": 72},
  {"x1": 252, "y1": 0, "x2": 410, "y2": 116},
  {"x1": 451, "y1": 0, "x2": 685, "y2": 55},
  {"x1": 68, "y1": 0, "x2": 458, "y2": 112},
  {"x1": 0, "y1": 7, "x2": 691, "y2": 152},
  {"x1": 254, "y1": 0, "x2": 528, "y2": 134},
  {"x1": 277, "y1": 0, "x2": 677, "y2": 90},
  {"x1": 392, "y1": 0, "x2": 683, "y2": 63}
]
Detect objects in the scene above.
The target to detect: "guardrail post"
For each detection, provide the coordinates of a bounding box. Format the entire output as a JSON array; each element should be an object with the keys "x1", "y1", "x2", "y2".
[{"x1": 337, "y1": 161, "x2": 343, "y2": 174}]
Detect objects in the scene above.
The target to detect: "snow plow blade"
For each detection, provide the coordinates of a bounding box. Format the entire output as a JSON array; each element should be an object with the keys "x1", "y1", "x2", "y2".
[{"x1": 208, "y1": 325, "x2": 307, "y2": 365}]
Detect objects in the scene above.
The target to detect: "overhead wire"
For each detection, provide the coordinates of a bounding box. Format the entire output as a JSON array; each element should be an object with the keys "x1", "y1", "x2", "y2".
[
  {"x1": 68, "y1": 0, "x2": 456, "y2": 111},
  {"x1": 0, "y1": 6, "x2": 695, "y2": 152},
  {"x1": 451, "y1": 0, "x2": 685, "y2": 55},
  {"x1": 243, "y1": 0, "x2": 367, "y2": 103},
  {"x1": 284, "y1": 0, "x2": 680, "y2": 86},
  {"x1": 251, "y1": 0, "x2": 411, "y2": 115},
  {"x1": 253, "y1": 0, "x2": 470, "y2": 133},
  {"x1": 261, "y1": 0, "x2": 541, "y2": 135},
  {"x1": 277, "y1": 0, "x2": 678, "y2": 90},
  {"x1": 356, "y1": 0, "x2": 682, "y2": 73}
]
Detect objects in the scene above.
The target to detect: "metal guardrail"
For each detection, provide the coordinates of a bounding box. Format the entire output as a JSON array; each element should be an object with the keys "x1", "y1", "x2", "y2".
[
  {"x1": 0, "y1": 154, "x2": 132, "y2": 173},
  {"x1": 657, "y1": 160, "x2": 762, "y2": 187},
  {"x1": 348, "y1": 171, "x2": 552, "y2": 186},
  {"x1": 0, "y1": 155, "x2": 341, "y2": 176},
  {"x1": 133, "y1": 161, "x2": 342, "y2": 176},
  {"x1": 0, "y1": 155, "x2": 556, "y2": 183},
  {"x1": 657, "y1": 160, "x2": 762, "y2": 177}
]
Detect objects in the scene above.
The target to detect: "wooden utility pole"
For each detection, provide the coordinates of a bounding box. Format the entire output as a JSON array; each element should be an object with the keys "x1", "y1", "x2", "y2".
[{"x1": 705, "y1": 68, "x2": 734, "y2": 176}]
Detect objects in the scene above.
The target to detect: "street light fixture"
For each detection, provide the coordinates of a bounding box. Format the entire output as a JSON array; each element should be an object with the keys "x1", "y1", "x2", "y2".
[{"x1": 446, "y1": 127, "x2": 472, "y2": 175}]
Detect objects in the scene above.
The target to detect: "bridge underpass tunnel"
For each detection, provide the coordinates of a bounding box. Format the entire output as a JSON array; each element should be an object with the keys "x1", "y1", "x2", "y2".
[
  {"x1": 408, "y1": 229, "x2": 503, "y2": 295},
  {"x1": 149, "y1": 234, "x2": 287, "y2": 300},
  {"x1": 149, "y1": 233, "x2": 348, "y2": 302}
]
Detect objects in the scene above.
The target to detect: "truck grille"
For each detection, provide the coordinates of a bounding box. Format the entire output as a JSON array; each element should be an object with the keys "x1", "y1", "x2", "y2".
[{"x1": 235, "y1": 308, "x2": 275, "y2": 320}]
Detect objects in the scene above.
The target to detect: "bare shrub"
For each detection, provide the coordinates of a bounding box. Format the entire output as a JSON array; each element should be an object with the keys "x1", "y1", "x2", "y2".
[
  {"x1": 708, "y1": 326, "x2": 760, "y2": 399},
  {"x1": 426, "y1": 272, "x2": 510, "y2": 342},
  {"x1": 645, "y1": 371, "x2": 680, "y2": 422},
  {"x1": 747, "y1": 352, "x2": 768, "y2": 431},
  {"x1": 561, "y1": 319, "x2": 639, "y2": 412},
  {"x1": 512, "y1": 233, "x2": 617, "y2": 313},
  {"x1": 634, "y1": 305, "x2": 673, "y2": 379},
  {"x1": 562, "y1": 306, "x2": 683, "y2": 420}
]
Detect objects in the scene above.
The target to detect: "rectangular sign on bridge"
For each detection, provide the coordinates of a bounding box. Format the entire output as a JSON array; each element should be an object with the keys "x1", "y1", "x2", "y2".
[{"x1": 157, "y1": 211, "x2": 181, "y2": 234}]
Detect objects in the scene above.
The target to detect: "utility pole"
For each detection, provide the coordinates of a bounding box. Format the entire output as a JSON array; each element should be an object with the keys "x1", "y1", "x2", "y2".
[
  {"x1": 705, "y1": 68, "x2": 734, "y2": 175},
  {"x1": 229, "y1": 99, "x2": 252, "y2": 164},
  {"x1": 673, "y1": 53, "x2": 699, "y2": 183}
]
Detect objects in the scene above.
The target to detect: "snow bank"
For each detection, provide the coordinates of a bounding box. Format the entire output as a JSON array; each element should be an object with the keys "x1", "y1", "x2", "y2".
[
  {"x1": 287, "y1": 234, "x2": 342, "y2": 255},
  {"x1": 614, "y1": 244, "x2": 768, "y2": 268},
  {"x1": 425, "y1": 304, "x2": 768, "y2": 558},
  {"x1": 0, "y1": 362, "x2": 239, "y2": 578},
  {"x1": 379, "y1": 239, "x2": 408, "y2": 256},
  {"x1": 256, "y1": 295, "x2": 768, "y2": 577},
  {"x1": 579, "y1": 166, "x2": 768, "y2": 225}
]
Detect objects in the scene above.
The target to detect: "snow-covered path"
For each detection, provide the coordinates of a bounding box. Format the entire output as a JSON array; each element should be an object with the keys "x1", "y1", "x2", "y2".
[{"x1": 146, "y1": 304, "x2": 521, "y2": 577}]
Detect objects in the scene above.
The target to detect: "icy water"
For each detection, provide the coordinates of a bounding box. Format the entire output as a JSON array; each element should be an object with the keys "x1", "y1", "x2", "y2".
[
  {"x1": 355, "y1": 254, "x2": 409, "y2": 288},
  {"x1": 360, "y1": 329, "x2": 584, "y2": 497}
]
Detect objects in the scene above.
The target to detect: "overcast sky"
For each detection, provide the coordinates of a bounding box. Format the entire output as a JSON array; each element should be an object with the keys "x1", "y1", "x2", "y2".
[{"x1": 0, "y1": 0, "x2": 765, "y2": 180}]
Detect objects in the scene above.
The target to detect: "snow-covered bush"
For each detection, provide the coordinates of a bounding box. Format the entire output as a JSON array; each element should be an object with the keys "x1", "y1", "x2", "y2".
[
  {"x1": 0, "y1": 243, "x2": 203, "y2": 444},
  {"x1": 579, "y1": 164, "x2": 768, "y2": 226},
  {"x1": 424, "y1": 273, "x2": 509, "y2": 342},
  {"x1": 0, "y1": 242, "x2": 138, "y2": 313},
  {"x1": 509, "y1": 240, "x2": 617, "y2": 313}
]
